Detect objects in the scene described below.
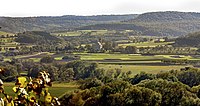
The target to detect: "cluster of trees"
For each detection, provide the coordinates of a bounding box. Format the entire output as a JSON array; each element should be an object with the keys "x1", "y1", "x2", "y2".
[
  {"x1": 62, "y1": 55, "x2": 80, "y2": 61},
  {"x1": 139, "y1": 45, "x2": 197, "y2": 55},
  {"x1": 60, "y1": 67, "x2": 200, "y2": 105},
  {"x1": 129, "y1": 67, "x2": 200, "y2": 87},
  {"x1": 114, "y1": 46, "x2": 138, "y2": 54},
  {"x1": 162, "y1": 59, "x2": 200, "y2": 65}
]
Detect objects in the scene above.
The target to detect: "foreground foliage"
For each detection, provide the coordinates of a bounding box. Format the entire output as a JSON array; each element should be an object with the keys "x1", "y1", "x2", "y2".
[{"x1": 0, "y1": 70, "x2": 60, "y2": 106}]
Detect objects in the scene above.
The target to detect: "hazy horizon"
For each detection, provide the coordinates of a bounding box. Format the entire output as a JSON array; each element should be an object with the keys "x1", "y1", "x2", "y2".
[
  {"x1": 1, "y1": 0, "x2": 200, "y2": 17},
  {"x1": 1, "y1": 11, "x2": 200, "y2": 18}
]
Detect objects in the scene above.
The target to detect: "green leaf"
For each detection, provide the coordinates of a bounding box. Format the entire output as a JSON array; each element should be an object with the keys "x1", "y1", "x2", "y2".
[{"x1": 16, "y1": 77, "x2": 27, "y2": 88}]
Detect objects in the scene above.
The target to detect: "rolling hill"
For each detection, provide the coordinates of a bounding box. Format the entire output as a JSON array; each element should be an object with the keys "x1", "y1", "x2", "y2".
[
  {"x1": 79, "y1": 11, "x2": 200, "y2": 36},
  {"x1": 174, "y1": 31, "x2": 200, "y2": 47},
  {"x1": 0, "y1": 15, "x2": 137, "y2": 33},
  {"x1": 130, "y1": 11, "x2": 200, "y2": 22},
  {"x1": 127, "y1": 11, "x2": 200, "y2": 36},
  {"x1": 2, "y1": 11, "x2": 200, "y2": 36}
]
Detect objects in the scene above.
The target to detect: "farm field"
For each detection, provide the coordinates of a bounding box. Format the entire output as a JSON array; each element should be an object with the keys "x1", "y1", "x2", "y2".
[
  {"x1": 3, "y1": 82, "x2": 78, "y2": 98},
  {"x1": 0, "y1": 31, "x2": 13, "y2": 35},
  {"x1": 78, "y1": 53, "x2": 164, "y2": 61},
  {"x1": 77, "y1": 53, "x2": 200, "y2": 61},
  {"x1": 98, "y1": 64, "x2": 191, "y2": 76},
  {"x1": 4, "y1": 52, "x2": 54, "y2": 62},
  {"x1": 156, "y1": 55, "x2": 192, "y2": 60}
]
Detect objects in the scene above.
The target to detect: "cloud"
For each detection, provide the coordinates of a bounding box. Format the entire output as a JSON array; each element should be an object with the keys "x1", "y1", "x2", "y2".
[{"x1": 113, "y1": 0, "x2": 197, "y2": 13}]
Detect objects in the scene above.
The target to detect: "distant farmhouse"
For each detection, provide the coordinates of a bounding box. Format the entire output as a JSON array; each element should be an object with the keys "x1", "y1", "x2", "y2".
[
  {"x1": 92, "y1": 39, "x2": 103, "y2": 52},
  {"x1": 154, "y1": 38, "x2": 166, "y2": 43}
]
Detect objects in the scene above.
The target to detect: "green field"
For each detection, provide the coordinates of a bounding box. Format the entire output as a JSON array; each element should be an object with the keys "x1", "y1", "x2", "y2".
[
  {"x1": 79, "y1": 53, "x2": 164, "y2": 61},
  {"x1": 74, "y1": 53, "x2": 200, "y2": 61},
  {"x1": 0, "y1": 31, "x2": 13, "y2": 35},
  {"x1": 3, "y1": 82, "x2": 78, "y2": 98},
  {"x1": 99, "y1": 64, "x2": 190, "y2": 76},
  {"x1": 4, "y1": 52, "x2": 54, "y2": 62},
  {"x1": 18, "y1": 53, "x2": 165, "y2": 62},
  {"x1": 157, "y1": 55, "x2": 192, "y2": 60}
]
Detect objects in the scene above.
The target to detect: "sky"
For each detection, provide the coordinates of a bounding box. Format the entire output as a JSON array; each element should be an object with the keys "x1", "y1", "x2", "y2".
[{"x1": 1, "y1": 0, "x2": 200, "y2": 17}]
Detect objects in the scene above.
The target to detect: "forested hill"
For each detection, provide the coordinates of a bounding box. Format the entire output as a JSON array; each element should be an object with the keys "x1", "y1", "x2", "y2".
[
  {"x1": 15, "y1": 31, "x2": 61, "y2": 44},
  {"x1": 129, "y1": 11, "x2": 200, "y2": 22},
  {"x1": 174, "y1": 31, "x2": 200, "y2": 47},
  {"x1": 124, "y1": 11, "x2": 200, "y2": 36},
  {"x1": 79, "y1": 11, "x2": 200, "y2": 36},
  {"x1": 0, "y1": 15, "x2": 137, "y2": 33}
]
